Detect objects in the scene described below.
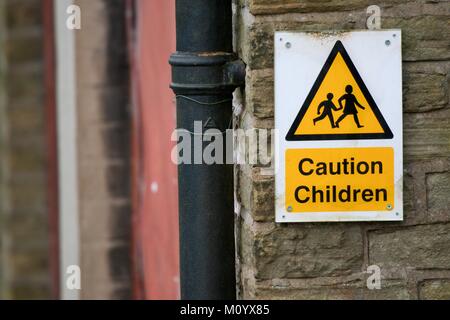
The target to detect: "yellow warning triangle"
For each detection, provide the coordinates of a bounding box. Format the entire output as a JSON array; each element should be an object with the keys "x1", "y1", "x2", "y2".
[{"x1": 286, "y1": 41, "x2": 393, "y2": 141}]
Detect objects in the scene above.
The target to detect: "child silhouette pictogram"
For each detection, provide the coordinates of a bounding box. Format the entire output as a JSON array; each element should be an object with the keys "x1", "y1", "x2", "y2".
[
  {"x1": 335, "y1": 85, "x2": 365, "y2": 128},
  {"x1": 313, "y1": 93, "x2": 339, "y2": 128}
]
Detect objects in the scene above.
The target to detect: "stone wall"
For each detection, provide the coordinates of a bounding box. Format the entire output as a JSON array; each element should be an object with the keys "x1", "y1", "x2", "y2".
[
  {"x1": 235, "y1": 0, "x2": 450, "y2": 299},
  {"x1": 0, "y1": 0, "x2": 51, "y2": 299}
]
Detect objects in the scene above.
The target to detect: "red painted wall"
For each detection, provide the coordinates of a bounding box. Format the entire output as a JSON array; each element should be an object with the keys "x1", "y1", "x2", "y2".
[{"x1": 129, "y1": 0, "x2": 180, "y2": 299}]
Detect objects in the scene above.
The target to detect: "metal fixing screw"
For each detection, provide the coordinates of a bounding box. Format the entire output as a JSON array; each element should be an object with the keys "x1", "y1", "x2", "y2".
[
  {"x1": 285, "y1": 42, "x2": 292, "y2": 49},
  {"x1": 385, "y1": 40, "x2": 391, "y2": 46},
  {"x1": 386, "y1": 204, "x2": 393, "y2": 210},
  {"x1": 287, "y1": 206, "x2": 293, "y2": 212}
]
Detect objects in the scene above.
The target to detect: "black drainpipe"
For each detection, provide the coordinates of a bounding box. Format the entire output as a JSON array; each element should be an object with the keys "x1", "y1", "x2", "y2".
[{"x1": 170, "y1": 0, "x2": 245, "y2": 299}]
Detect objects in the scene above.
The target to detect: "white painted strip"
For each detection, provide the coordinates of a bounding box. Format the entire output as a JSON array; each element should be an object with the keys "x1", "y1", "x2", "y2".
[{"x1": 54, "y1": 0, "x2": 80, "y2": 300}]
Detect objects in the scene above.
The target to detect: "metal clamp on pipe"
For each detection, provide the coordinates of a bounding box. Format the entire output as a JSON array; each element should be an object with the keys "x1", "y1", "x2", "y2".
[{"x1": 170, "y1": 52, "x2": 245, "y2": 96}]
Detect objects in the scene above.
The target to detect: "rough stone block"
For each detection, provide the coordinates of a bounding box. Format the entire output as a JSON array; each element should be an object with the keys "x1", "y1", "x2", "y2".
[
  {"x1": 404, "y1": 108, "x2": 450, "y2": 159},
  {"x1": 246, "y1": 69, "x2": 274, "y2": 118},
  {"x1": 427, "y1": 172, "x2": 450, "y2": 218},
  {"x1": 369, "y1": 224, "x2": 450, "y2": 270},
  {"x1": 384, "y1": 15, "x2": 450, "y2": 62},
  {"x1": 254, "y1": 281, "x2": 410, "y2": 300},
  {"x1": 248, "y1": 0, "x2": 409, "y2": 15},
  {"x1": 251, "y1": 223, "x2": 363, "y2": 279},
  {"x1": 239, "y1": 166, "x2": 275, "y2": 222},
  {"x1": 403, "y1": 63, "x2": 449, "y2": 113},
  {"x1": 419, "y1": 279, "x2": 450, "y2": 300},
  {"x1": 251, "y1": 175, "x2": 275, "y2": 222}
]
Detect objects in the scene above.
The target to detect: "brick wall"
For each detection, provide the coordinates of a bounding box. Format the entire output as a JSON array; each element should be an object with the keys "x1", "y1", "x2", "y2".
[
  {"x1": 235, "y1": 0, "x2": 450, "y2": 299},
  {"x1": 0, "y1": 0, "x2": 51, "y2": 299},
  {"x1": 74, "y1": 0, "x2": 132, "y2": 299}
]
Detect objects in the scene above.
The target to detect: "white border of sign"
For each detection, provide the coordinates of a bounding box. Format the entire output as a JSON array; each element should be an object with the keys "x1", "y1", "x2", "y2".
[{"x1": 275, "y1": 30, "x2": 403, "y2": 223}]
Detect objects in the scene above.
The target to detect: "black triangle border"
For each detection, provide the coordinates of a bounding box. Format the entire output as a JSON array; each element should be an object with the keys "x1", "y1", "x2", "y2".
[{"x1": 285, "y1": 40, "x2": 394, "y2": 141}]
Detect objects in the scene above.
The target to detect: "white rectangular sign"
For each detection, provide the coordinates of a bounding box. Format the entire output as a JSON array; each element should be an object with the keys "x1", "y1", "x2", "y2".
[{"x1": 275, "y1": 30, "x2": 403, "y2": 223}]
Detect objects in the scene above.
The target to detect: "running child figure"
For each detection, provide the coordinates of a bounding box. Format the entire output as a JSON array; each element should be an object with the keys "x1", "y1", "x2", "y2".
[{"x1": 313, "y1": 93, "x2": 339, "y2": 128}]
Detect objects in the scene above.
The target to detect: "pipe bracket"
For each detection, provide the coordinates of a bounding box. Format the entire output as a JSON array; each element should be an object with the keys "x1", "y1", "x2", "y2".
[{"x1": 169, "y1": 52, "x2": 246, "y2": 95}]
